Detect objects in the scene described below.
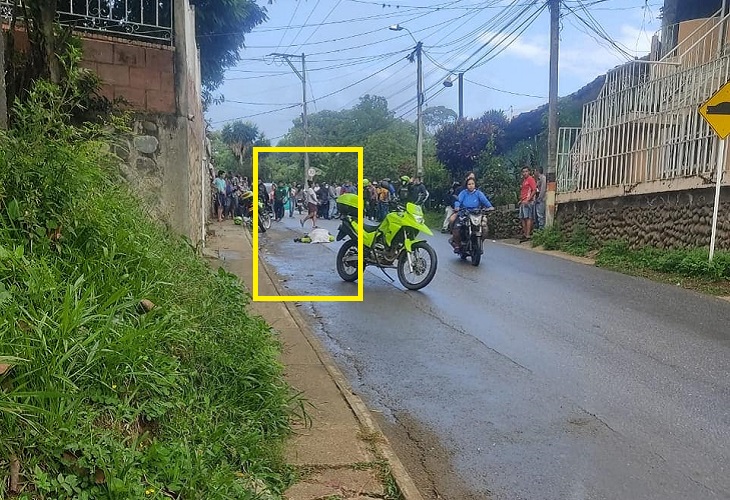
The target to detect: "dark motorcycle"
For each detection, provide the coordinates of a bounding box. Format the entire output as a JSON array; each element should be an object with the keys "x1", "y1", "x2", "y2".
[
  {"x1": 240, "y1": 191, "x2": 271, "y2": 232},
  {"x1": 454, "y1": 208, "x2": 493, "y2": 266}
]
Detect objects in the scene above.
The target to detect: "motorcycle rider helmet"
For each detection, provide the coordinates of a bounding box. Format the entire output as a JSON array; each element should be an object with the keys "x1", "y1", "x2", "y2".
[
  {"x1": 362, "y1": 178, "x2": 370, "y2": 186},
  {"x1": 400, "y1": 175, "x2": 410, "y2": 183}
]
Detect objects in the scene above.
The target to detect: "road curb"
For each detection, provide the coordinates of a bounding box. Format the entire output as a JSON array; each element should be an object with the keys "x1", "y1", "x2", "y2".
[{"x1": 242, "y1": 227, "x2": 425, "y2": 500}]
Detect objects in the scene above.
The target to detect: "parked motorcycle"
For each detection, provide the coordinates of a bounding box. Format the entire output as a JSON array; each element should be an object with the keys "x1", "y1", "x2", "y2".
[
  {"x1": 334, "y1": 193, "x2": 437, "y2": 291},
  {"x1": 454, "y1": 207, "x2": 493, "y2": 266},
  {"x1": 240, "y1": 191, "x2": 271, "y2": 232}
]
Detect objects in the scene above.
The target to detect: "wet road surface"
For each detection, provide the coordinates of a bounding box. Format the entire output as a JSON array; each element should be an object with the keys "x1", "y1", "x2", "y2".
[{"x1": 257, "y1": 215, "x2": 730, "y2": 500}]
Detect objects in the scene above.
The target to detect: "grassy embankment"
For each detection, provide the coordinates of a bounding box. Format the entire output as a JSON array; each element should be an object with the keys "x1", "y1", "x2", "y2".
[
  {"x1": 532, "y1": 224, "x2": 730, "y2": 296},
  {"x1": 0, "y1": 66, "x2": 295, "y2": 497}
]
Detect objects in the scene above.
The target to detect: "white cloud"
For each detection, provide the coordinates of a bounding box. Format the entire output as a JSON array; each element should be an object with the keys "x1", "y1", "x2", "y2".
[{"x1": 478, "y1": 31, "x2": 549, "y2": 66}]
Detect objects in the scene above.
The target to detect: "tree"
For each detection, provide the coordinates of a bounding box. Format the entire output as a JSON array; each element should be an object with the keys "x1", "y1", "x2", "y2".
[
  {"x1": 190, "y1": 0, "x2": 268, "y2": 105},
  {"x1": 434, "y1": 116, "x2": 502, "y2": 179},
  {"x1": 423, "y1": 106, "x2": 457, "y2": 133},
  {"x1": 209, "y1": 132, "x2": 239, "y2": 174},
  {"x1": 220, "y1": 120, "x2": 269, "y2": 175},
  {"x1": 477, "y1": 146, "x2": 520, "y2": 207}
]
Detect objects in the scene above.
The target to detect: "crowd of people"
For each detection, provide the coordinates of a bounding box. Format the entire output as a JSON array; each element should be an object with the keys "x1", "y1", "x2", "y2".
[{"x1": 210, "y1": 165, "x2": 548, "y2": 243}]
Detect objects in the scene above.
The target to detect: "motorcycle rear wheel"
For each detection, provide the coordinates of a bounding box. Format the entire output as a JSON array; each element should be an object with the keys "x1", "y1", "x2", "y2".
[
  {"x1": 397, "y1": 241, "x2": 438, "y2": 290},
  {"x1": 336, "y1": 240, "x2": 359, "y2": 282},
  {"x1": 260, "y1": 210, "x2": 272, "y2": 230}
]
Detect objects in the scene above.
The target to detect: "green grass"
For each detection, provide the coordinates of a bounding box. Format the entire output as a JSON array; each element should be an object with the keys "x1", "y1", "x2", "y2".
[
  {"x1": 532, "y1": 223, "x2": 730, "y2": 296},
  {"x1": 595, "y1": 240, "x2": 730, "y2": 295},
  {"x1": 423, "y1": 208, "x2": 446, "y2": 232},
  {"x1": 0, "y1": 63, "x2": 295, "y2": 498}
]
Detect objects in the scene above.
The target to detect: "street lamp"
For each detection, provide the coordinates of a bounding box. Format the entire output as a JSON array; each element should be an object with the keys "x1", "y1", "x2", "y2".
[
  {"x1": 443, "y1": 72, "x2": 464, "y2": 120},
  {"x1": 389, "y1": 24, "x2": 423, "y2": 178}
]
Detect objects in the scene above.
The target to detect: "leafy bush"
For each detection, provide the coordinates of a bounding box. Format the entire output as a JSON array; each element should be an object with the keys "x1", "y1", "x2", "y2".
[
  {"x1": 562, "y1": 223, "x2": 592, "y2": 256},
  {"x1": 531, "y1": 225, "x2": 563, "y2": 250},
  {"x1": 1, "y1": 64, "x2": 293, "y2": 498}
]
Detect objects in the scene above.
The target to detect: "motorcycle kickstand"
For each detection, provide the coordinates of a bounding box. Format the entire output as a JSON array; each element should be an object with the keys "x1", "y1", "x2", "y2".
[{"x1": 378, "y1": 266, "x2": 395, "y2": 282}]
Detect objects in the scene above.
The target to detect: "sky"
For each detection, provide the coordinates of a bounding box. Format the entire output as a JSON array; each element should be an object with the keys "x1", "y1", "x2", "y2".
[{"x1": 204, "y1": 0, "x2": 663, "y2": 143}]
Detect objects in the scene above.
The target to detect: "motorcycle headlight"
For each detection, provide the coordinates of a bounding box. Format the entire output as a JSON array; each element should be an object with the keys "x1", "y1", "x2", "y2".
[{"x1": 414, "y1": 214, "x2": 425, "y2": 224}]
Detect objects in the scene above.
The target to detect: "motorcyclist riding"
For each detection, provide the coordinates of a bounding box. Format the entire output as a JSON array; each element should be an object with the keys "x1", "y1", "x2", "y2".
[{"x1": 449, "y1": 177, "x2": 494, "y2": 253}]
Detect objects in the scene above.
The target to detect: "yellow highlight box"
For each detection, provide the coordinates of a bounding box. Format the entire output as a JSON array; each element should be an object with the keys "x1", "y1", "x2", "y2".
[{"x1": 252, "y1": 146, "x2": 364, "y2": 302}]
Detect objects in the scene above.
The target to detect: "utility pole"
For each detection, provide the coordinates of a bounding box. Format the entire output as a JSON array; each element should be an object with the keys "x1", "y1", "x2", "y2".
[
  {"x1": 458, "y1": 72, "x2": 464, "y2": 120},
  {"x1": 546, "y1": 0, "x2": 560, "y2": 226},
  {"x1": 415, "y1": 42, "x2": 424, "y2": 178},
  {"x1": 268, "y1": 52, "x2": 309, "y2": 184}
]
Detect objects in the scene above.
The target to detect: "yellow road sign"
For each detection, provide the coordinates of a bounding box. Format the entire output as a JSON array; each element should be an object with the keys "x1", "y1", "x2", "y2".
[{"x1": 699, "y1": 80, "x2": 730, "y2": 139}]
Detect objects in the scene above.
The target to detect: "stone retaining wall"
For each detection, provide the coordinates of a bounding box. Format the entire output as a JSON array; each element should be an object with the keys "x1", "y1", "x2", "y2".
[{"x1": 555, "y1": 187, "x2": 730, "y2": 250}]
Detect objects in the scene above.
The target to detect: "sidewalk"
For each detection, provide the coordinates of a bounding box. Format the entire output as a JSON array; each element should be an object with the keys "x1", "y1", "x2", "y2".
[{"x1": 204, "y1": 221, "x2": 424, "y2": 500}]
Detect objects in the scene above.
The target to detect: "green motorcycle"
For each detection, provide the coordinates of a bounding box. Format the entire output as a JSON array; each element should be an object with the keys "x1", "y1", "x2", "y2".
[{"x1": 335, "y1": 193, "x2": 438, "y2": 291}]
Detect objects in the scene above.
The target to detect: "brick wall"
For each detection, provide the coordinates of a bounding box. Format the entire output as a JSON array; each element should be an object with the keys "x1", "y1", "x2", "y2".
[
  {"x1": 4, "y1": 29, "x2": 175, "y2": 114},
  {"x1": 80, "y1": 36, "x2": 176, "y2": 114}
]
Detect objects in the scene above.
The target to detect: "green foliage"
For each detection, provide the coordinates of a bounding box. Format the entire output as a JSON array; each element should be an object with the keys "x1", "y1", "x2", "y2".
[
  {"x1": 531, "y1": 222, "x2": 591, "y2": 255},
  {"x1": 434, "y1": 109, "x2": 506, "y2": 177},
  {"x1": 0, "y1": 73, "x2": 293, "y2": 498},
  {"x1": 191, "y1": 0, "x2": 268, "y2": 105},
  {"x1": 220, "y1": 120, "x2": 269, "y2": 176},
  {"x1": 209, "y1": 132, "x2": 240, "y2": 175},
  {"x1": 0, "y1": 54, "x2": 123, "y2": 248},
  {"x1": 562, "y1": 223, "x2": 592, "y2": 256},
  {"x1": 596, "y1": 241, "x2": 730, "y2": 280},
  {"x1": 422, "y1": 106, "x2": 457, "y2": 133},
  {"x1": 531, "y1": 225, "x2": 563, "y2": 250},
  {"x1": 476, "y1": 147, "x2": 519, "y2": 206}
]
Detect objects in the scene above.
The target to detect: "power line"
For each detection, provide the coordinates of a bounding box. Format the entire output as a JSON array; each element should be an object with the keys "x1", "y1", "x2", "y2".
[
  {"x1": 273, "y1": 1, "x2": 301, "y2": 54},
  {"x1": 464, "y1": 77, "x2": 545, "y2": 98},
  {"x1": 212, "y1": 104, "x2": 302, "y2": 125},
  {"x1": 292, "y1": 0, "x2": 344, "y2": 53},
  {"x1": 283, "y1": 0, "x2": 323, "y2": 52}
]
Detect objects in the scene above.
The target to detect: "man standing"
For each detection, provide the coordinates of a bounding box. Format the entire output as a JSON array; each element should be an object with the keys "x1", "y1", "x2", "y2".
[
  {"x1": 328, "y1": 182, "x2": 338, "y2": 219},
  {"x1": 300, "y1": 180, "x2": 319, "y2": 228},
  {"x1": 534, "y1": 167, "x2": 547, "y2": 230},
  {"x1": 274, "y1": 182, "x2": 288, "y2": 221},
  {"x1": 213, "y1": 170, "x2": 227, "y2": 223},
  {"x1": 519, "y1": 166, "x2": 537, "y2": 242},
  {"x1": 409, "y1": 177, "x2": 429, "y2": 205}
]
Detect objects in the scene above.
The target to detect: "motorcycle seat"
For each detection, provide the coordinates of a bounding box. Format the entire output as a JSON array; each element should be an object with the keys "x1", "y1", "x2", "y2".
[{"x1": 363, "y1": 222, "x2": 379, "y2": 233}]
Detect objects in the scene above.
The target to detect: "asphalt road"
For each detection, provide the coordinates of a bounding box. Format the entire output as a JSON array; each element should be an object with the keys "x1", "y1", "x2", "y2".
[{"x1": 258, "y1": 214, "x2": 730, "y2": 500}]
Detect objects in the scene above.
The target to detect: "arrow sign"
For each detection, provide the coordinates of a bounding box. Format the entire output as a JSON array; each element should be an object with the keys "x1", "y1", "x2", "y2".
[{"x1": 699, "y1": 79, "x2": 730, "y2": 139}]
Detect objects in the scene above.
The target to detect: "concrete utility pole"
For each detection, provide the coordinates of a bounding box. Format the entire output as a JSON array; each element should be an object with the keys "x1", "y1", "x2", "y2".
[
  {"x1": 416, "y1": 41, "x2": 423, "y2": 178},
  {"x1": 0, "y1": 28, "x2": 7, "y2": 129},
  {"x1": 546, "y1": 0, "x2": 560, "y2": 226},
  {"x1": 268, "y1": 52, "x2": 309, "y2": 184}
]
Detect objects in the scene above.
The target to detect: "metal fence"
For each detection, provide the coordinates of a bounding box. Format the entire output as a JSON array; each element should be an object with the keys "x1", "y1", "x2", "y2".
[
  {"x1": 557, "y1": 9, "x2": 730, "y2": 194},
  {"x1": 0, "y1": 0, "x2": 173, "y2": 44}
]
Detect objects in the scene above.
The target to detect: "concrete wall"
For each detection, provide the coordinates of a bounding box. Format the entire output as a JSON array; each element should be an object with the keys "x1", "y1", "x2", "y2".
[
  {"x1": 556, "y1": 187, "x2": 730, "y2": 250},
  {"x1": 86, "y1": 1, "x2": 206, "y2": 245}
]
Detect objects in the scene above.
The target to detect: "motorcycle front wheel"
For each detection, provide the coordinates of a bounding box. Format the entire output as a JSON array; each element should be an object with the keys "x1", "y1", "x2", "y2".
[
  {"x1": 471, "y1": 236, "x2": 482, "y2": 267},
  {"x1": 397, "y1": 241, "x2": 438, "y2": 290},
  {"x1": 336, "y1": 240, "x2": 359, "y2": 282}
]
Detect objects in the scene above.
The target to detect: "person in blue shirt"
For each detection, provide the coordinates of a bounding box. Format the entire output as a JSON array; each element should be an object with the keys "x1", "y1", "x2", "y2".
[{"x1": 449, "y1": 177, "x2": 494, "y2": 252}]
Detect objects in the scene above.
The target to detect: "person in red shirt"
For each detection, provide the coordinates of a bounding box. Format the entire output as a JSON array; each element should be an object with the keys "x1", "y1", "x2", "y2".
[{"x1": 519, "y1": 166, "x2": 537, "y2": 241}]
